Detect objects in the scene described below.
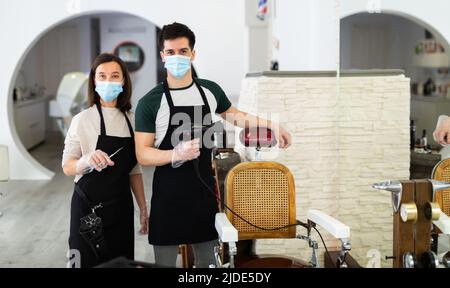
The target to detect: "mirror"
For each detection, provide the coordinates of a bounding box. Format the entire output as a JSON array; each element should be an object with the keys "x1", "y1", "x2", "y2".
[{"x1": 113, "y1": 41, "x2": 145, "y2": 72}]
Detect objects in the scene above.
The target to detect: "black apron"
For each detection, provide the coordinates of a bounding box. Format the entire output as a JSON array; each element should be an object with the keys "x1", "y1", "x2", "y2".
[
  {"x1": 69, "y1": 104, "x2": 137, "y2": 268},
  {"x1": 148, "y1": 78, "x2": 218, "y2": 245}
]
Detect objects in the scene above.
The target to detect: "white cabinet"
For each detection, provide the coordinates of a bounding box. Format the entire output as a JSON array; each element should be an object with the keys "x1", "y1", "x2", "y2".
[{"x1": 13, "y1": 97, "x2": 47, "y2": 149}]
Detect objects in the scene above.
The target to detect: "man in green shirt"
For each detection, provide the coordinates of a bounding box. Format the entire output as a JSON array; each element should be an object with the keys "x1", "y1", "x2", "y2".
[{"x1": 135, "y1": 22, "x2": 291, "y2": 268}]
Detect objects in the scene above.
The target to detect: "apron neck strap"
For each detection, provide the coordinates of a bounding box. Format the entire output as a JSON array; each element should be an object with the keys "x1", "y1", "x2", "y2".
[
  {"x1": 193, "y1": 78, "x2": 212, "y2": 124},
  {"x1": 96, "y1": 103, "x2": 134, "y2": 137},
  {"x1": 123, "y1": 113, "x2": 134, "y2": 138},
  {"x1": 96, "y1": 103, "x2": 106, "y2": 136},
  {"x1": 162, "y1": 80, "x2": 175, "y2": 109},
  {"x1": 162, "y1": 78, "x2": 212, "y2": 123},
  {"x1": 193, "y1": 78, "x2": 210, "y2": 112}
]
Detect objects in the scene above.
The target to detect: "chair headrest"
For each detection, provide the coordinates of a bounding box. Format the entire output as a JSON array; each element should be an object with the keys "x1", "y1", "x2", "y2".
[{"x1": 239, "y1": 127, "x2": 277, "y2": 148}]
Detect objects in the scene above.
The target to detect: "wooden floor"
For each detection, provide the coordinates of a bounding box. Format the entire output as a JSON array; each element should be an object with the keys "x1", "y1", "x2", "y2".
[{"x1": 0, "y1": 135, "x2": 158, "y2": 267}]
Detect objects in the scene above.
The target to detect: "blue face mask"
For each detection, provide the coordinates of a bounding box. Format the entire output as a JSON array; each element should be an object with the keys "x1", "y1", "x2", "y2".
[
  {"x1": 164, "y1": 55, "x2": 191, "y2": 78},
  {"x1": 95, "y1": 81, "x2": 123, "y2": 102}
]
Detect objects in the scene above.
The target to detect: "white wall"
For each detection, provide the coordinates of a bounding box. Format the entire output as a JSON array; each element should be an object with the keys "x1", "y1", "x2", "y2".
[
  {"x1": 272, "y1": 0, "x2": 339, "y2": 71},
  {"x1": 0, "y1": 0, "x2": 247, "y2": 179},
  {"x1": 99, "y1": 14, "x2": 157, "y2": 110}
]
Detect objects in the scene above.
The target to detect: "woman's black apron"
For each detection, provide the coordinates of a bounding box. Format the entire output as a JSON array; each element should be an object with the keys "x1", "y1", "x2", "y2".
[
  {"x1": 69, "y1": 104, "x2": 137, "y2": 267},
  {"x1": 148, "y1": 78, "x2": 218, "y2": 245}
]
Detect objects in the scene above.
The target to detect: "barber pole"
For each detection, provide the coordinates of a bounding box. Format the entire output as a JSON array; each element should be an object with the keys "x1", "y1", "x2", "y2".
[{"x1": 257, "y1": 0, "x2": 268, "y2": 21}]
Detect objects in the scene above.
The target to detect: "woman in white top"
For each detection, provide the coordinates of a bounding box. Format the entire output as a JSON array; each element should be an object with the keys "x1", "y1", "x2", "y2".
[{"x1": 62, "y1": 53, "x2": 148, "y2": 268}]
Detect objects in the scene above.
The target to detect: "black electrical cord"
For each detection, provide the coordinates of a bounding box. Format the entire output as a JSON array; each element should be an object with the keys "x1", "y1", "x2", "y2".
[{"x1": 312, "y1": 225, "x2": 334, "y2": 266}]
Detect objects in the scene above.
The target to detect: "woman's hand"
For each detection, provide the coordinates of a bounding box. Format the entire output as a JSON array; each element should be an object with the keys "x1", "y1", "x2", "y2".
[
  {"x1": 139, "y1": 208, "x2": 149, "y2": 235},
  {"x1": 76, "y1": 149, "x2": 115, "y2": 174},
  {"x1": 88, "y1": 149, "x2": 115, "y2": 171}
]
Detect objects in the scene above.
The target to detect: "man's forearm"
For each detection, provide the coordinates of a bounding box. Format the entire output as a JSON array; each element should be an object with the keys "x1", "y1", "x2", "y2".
[
  {"x1": 223, "y1": 108, "x2": 272, "y2": 129},
  {"x1": 136, "y1": 146, "x2": 173, "y2": 167}
]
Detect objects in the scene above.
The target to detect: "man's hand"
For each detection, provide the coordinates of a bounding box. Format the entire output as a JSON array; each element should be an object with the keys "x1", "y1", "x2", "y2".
[
  {"x1": 433, "y1": 116, "x2": 450, "y2": 145},
  {"x1": 139, "y1": 209, "x2": 149, "y2": 235},
  {"x1": 171, "y1": 138, "x2": 201, "y2": 168},
  {"x1": 275, "y1": 126, "x2": 292, "y2": 148}
]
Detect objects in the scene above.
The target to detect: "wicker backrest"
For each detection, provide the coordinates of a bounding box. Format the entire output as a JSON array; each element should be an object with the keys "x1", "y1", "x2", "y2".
[
  {"x1": 225, "y1": 161, "x2": 296, "y2": 240},
  {"x1": 431, "y1": 159, "x2": 450, "y2": 216}
]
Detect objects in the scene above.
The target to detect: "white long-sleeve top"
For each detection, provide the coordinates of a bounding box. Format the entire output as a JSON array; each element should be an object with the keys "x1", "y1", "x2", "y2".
[{"x1": 62, "y1": 105, "x2": 142, "y2": 183}]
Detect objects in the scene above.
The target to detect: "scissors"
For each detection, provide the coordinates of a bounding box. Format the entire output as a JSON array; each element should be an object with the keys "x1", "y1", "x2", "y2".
[
  {"x1": 87, "y1": 146, "x2": 124, "y2": 173},
  {"x1": 108, "y1": 146, "x2": 124, "y2": 158}
]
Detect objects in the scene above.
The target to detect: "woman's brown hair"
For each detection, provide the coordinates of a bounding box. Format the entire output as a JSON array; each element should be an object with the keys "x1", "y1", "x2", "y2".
[{"x1": 88, "y1": 53, "x2": 132, "y2": 112}]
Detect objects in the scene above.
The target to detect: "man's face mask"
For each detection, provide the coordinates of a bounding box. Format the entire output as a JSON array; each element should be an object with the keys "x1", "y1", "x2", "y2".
[
  {"x1": 95, "y1": 81, "x2": 123, "y2": 102},
  {"x1": 164, "y1": 55, "x2": 191, "y2": 78}
]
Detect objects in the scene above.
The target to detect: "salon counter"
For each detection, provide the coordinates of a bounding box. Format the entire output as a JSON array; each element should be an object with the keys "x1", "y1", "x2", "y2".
[
  {"x1": 13, "y1": 96, "x2": 47, "y2": 149},
  {"x1": 410, "y1": 151, "x2": 441, "y2": 179}
]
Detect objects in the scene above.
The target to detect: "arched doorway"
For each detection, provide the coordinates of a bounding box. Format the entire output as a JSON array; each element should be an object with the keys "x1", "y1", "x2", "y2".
[{"x1": 8, "y1": 11, "x2": 161, "y2": 177}]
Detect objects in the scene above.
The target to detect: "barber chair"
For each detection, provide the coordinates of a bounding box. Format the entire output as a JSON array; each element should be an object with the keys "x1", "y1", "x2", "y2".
[
  {"x1": 213, "y1": 127, "x2": 352, "y2": 268},
  {"x1": 372, "y1": 178, "x2": 450, "y2": 268},
  {"x1": 0, "y1": 145, "x2": 9, "y2": 218},
  {"x1": 431, "y1": 159, "x2": 450, "y2": 267},
  {"x1": 49, "y1": 72, "x2": 88, "y2": 137}
]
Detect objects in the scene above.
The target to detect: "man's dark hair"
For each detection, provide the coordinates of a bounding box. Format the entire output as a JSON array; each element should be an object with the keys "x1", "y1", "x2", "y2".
[{"x1": 158, "y1": 22, "x2": 196, "y2": 51}]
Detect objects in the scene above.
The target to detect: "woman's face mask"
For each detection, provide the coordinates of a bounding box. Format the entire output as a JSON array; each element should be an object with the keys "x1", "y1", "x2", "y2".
[
  {"x1": 94, "y1": 61, "x2": 125, "y2": 102},
  {"x1": 164, "y1": 55, "x2": 191, "y2": 78},
  {"x1": 95, "y1": 81, "x2": 123, "y2": 102}
]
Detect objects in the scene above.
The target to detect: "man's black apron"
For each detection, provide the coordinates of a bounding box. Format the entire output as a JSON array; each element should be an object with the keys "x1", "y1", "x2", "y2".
[
  {"x1": 69, "y1": 104, "x2": 137, "y2": 267},
  {"x1": 148, "y1": 78, "x2": 218, "y2": 245}
]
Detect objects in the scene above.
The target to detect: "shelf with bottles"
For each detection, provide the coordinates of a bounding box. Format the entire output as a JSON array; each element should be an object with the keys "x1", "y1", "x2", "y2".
[
  {"x1": 410, "y1": 124, "x2": 434, "y2": 155},
  {"x1": 411, "y1": 83, "x2": 450, "y2": 102},
  {"x1": 410, "y1": 65, "x2": 450, "y2": 101},
  {"x1": 412, "y1": 39, "x2": 450, "y2": 68}
]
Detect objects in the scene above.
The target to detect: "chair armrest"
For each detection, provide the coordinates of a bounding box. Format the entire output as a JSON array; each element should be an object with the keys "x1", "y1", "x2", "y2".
[
  {"x1": 307, "y1": 209, "x2": 350, "y2": 239},
  {"x1": 215, "y1": 213, "x2": 238, "y2": 243},
  {"x1": 434, "y1": 213, "x2": 450, "y2": 234}
]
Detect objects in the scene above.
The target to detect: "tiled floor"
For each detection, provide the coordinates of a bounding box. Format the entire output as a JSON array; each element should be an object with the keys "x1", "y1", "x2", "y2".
[{"x1": 0, "y1": 133, "x2": 158, "y2": 267}]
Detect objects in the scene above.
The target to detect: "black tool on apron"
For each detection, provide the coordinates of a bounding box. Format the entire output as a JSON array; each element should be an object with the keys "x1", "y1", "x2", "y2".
[
  {"x1": 75, "y1": 185, "x2": 109, "y2": 260},
  {"x1": 69, "y1": 104, "x2": 137, "y2": 268},
  {"x1": 148, "y1": 78, "x2": 219, "y2": 246}
]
